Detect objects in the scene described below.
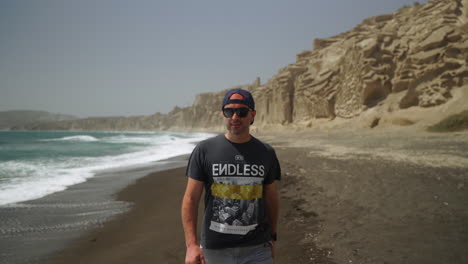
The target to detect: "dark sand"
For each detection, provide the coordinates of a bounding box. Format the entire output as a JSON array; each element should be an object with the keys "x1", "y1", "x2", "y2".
[
  {"x1": 49, "y1": 131, "x2": 468, "y2": 264},
  {"x1": 50, "y1": 167, "x2": 189, "y2": 264},
  {"x1": 49, "y1": 167, "x2": 312, "y2": 264}
]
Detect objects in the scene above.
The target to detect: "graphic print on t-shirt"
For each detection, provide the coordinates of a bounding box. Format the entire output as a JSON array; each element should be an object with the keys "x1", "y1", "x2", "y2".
[{"x1": 210, "y1": 162, "x2": 265, "y2": 235}]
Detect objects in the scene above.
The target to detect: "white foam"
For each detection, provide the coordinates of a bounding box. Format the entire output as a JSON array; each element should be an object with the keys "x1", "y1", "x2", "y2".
[
  {"x1": 41, "y1": 135, "x2": 99, "y2": 142},
  {"x1": 0, "y1": 132, "x2": 215, "y2": 206},
  {"x1": 0, "y1": 161, "x2": 94, "y2": 206}
]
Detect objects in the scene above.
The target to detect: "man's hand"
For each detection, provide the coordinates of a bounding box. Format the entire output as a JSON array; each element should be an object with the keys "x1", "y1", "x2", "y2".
[
  {"x1": 185, "y1": 244, "x2": 205, "y2": 264},
  {"x1": 182, "y1": 179, "x2": 205, "y2": 264},
  {"x1": 270, "y1": 241, "x2": 276, "y2": 259}
]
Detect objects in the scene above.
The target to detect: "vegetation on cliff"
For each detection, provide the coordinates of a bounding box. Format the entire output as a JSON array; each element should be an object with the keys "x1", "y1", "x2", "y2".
[{"x1": 428, "y1": 110, "x2": 468, "y2": 132}]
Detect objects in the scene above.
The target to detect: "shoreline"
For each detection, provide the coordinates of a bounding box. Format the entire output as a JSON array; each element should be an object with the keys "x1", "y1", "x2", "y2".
[
  {"x1": 0, "y1": 155, "x2": 190, "y2": 264},
  {"x1": 49, "y1": 166, "x2": 191, "y2": 264},
  {"x1": 0, "y1": 130, "x2": 217, "y2": 207}
]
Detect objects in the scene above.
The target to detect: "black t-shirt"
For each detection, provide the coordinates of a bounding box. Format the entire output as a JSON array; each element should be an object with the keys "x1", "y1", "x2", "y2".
[{"x1": 186, "y1": 134, "x2": 281, "y2": 249}]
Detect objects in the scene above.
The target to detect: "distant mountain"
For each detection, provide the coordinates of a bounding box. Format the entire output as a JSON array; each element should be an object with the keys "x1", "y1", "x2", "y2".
[{"x1": 0, "y1": 110, "x2": 77, "y2": 130}]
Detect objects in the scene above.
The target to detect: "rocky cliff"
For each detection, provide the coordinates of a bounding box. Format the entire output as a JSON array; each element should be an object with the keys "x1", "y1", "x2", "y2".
[
  {"x1": 18, "y1": 0, "x2": 468, "y2": 132},
  {"x1": 252, "y1": 0, "x2": 468, "y2": 130}
]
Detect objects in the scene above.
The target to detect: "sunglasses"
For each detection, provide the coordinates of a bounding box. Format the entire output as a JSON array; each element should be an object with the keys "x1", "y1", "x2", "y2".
[{"x1": 222, "y1": 107, "x2": 250, "y2": 118}]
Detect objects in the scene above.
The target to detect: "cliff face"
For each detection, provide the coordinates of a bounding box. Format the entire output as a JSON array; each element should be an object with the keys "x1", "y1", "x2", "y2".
[
  {"x1": 253, "y1": 0, "x2": 468, "y2": 125},
  {"x1": 18, "y1": 0, "x2": 468, "y2": 132}
]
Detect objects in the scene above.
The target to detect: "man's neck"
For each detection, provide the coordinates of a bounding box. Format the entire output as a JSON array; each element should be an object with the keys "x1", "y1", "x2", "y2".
[{"x1": 224, "y1": 132, "x2": 251, "y2": 143}]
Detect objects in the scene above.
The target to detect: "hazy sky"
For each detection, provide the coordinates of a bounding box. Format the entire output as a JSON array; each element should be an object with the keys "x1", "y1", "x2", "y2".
[{"x1": 0, "y1": 0, "x2": 426, "y2": 117}]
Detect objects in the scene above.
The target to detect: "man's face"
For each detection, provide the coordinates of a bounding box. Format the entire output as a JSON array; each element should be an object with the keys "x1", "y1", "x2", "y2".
[{"x1": 223, "y1": 93, "x2": 256, "y2": 136}]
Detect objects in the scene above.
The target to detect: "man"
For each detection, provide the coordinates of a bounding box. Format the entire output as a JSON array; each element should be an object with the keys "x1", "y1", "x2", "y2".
[{"x1": 181, "y1": 88, "x2": 281, "y2": 264}]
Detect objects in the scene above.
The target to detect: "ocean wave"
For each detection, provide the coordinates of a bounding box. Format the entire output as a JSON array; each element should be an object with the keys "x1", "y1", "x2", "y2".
[
  {"x1": 0, "y1": 132, "x2": 215, "y2": 206},
  {"x1": 102, "y1": 132, "x2": 207, "y2": 145},
  {"x1": 0, "y1": 160, "x2": 95, "y2": 206},
  {"x1": 41, "y1": 135, "x2": 99, "y2": 142}
]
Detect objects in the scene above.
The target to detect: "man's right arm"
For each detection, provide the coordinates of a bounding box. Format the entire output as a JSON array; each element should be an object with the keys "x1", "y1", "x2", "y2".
[{"x1": 181, "y1": 178, "x2": 205, "y2": 264}]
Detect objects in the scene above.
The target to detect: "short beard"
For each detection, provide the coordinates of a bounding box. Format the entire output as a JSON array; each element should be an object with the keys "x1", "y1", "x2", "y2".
[{"x1": 226, "y1": 122, "x2": 247, "y2": 136}]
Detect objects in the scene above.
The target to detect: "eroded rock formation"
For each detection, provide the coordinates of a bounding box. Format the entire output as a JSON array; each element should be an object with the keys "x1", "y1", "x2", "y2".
[
  {"x1": 253, "y1": 0, "x2": 468, "y2": 124},
  {"x1": 16, "y1": 0, "x2": 468, "y2": 132}
]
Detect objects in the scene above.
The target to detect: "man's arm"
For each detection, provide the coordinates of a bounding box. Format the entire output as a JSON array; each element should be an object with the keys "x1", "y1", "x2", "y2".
[
  {"x1": 264, "y1": 181, "x2": 279, "y2": 257},
  {"x1": 181, "y1": 178, "x2": 205, "y2": 264}
]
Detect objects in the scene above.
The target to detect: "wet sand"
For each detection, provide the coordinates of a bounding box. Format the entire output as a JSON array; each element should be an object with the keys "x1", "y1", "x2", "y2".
[
  {"x1": 49, "y1": 130, "x2": 468, "y2": 264},
  {"x1": 0, "y1": 157, "x2": 188, "y2": 264},
  {"x1": 49, "y1": 167, "x2": 189, "y2": 264}
]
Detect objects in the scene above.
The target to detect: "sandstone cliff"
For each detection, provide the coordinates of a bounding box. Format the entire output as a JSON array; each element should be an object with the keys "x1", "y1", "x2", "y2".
[
  {"x1": 252, "y1": 0, "x2": 468, "y2": 130},
  {"x1": 17, "y1": 0, "x2": 468, "y2": 132}
]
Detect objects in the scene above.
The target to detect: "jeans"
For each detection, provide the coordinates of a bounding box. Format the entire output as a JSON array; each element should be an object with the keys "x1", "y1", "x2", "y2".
[{"x1": 202, "y1": 243, "x2": 273, "y2": 264}]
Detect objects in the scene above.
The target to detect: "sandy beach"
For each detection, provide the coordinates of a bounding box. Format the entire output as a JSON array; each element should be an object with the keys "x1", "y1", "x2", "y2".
[
  {"x1": 47, "y1": 129, "x2": 468, "y2": 264},
  {"x1": 49, "y1": 167, "x2": 189, "y2": 264}
]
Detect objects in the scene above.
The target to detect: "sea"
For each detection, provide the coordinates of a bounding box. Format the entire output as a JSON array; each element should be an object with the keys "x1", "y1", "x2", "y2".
[{"x1": 0, "y1": 131, "x2": 215, "y2": 263}]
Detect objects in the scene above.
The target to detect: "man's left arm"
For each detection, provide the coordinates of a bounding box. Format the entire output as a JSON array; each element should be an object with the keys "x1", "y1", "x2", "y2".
[{"x1": 264, "y1": 181, "x2": 279, "y2": 257}]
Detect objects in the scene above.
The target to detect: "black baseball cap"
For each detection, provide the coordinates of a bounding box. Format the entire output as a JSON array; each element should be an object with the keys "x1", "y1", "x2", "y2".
[{"x1": 221, "y1": 88, "x2": 255, "y2": 110}]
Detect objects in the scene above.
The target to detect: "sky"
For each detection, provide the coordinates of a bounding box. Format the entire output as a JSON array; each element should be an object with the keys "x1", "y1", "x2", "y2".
[{"x1": 0, "y1": 0, "x2": 427, "y2": 118}]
